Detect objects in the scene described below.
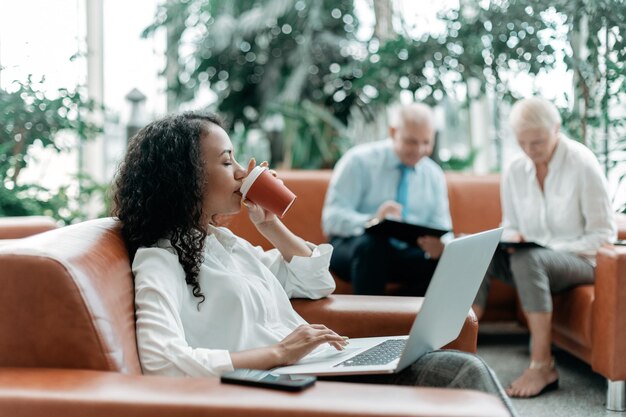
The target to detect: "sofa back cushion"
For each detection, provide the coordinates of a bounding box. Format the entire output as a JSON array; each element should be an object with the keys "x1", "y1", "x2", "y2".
[
  {"x1": 446, "y1": 172, "x2": 502, "y2": 233},
  {"x1": 0, "y1": 218, "x2": 141, "y2": 374},
  {"x1": 227, "y1": 170, "x2": 502, "y2": 247},
  {"x1": 226, "y1": 169, "x2": 522, "y2": 317}
]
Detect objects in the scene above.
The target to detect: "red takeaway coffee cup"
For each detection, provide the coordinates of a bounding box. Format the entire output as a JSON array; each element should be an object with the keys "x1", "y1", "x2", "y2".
[{"x1": 240, "y1": 166, "x2": 297, "y2": 218}]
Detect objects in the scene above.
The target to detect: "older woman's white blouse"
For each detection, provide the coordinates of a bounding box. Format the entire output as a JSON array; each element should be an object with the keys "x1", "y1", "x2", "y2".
[
  {"x1": 501, "y1": 135, "x2": 616, "y2": 262},
  {"x1": 133, "y1": 224, "x2": 335, "y2": 378}
]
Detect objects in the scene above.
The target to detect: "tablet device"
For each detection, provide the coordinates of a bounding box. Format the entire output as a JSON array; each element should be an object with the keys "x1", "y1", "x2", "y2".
[
  {"x1": 498, "y1": 241, "x2": 544, "y2": 250},
  {"x1": 365, "y1": 218, "x2": 449, "y2": 245}
]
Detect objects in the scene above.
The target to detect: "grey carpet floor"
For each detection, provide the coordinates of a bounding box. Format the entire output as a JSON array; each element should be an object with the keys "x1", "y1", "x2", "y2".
[{"x1": 476, "y1": 323, "x2": 624, "y2": 417}]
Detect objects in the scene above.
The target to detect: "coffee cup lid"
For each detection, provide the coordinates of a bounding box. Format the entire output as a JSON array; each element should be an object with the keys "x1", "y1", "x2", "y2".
[{"x1": 240, "y1": 166, "x2": 268, "y2": 199}]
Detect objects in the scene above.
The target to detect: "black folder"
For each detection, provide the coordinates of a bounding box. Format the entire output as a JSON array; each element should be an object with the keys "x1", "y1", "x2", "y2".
[
  {"x1": 365, "y1": 218, "x2": 449, "y2": 245},
  {"x1": 498, "y1": 241, "x2": 544, "y2": 250}
]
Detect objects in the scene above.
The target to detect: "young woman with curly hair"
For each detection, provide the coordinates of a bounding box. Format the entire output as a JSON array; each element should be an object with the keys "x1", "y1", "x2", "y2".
[{"x1": 112, "y1": 111, "x2": 516, "y2": 417}]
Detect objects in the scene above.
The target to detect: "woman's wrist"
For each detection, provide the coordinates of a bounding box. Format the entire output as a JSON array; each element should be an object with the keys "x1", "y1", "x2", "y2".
[
  {"x1": 230, "y1": 344, "x2": 285, "y2": 370},
  {"x1": 266, "y1": 344, "x2": 285, "y2": 368},
  {"x1": 256, "y1": 218, "x2": 312, "y2": 260},
  {"x1": 254, "y1": 216, "x2": 280, "y2": 230}
]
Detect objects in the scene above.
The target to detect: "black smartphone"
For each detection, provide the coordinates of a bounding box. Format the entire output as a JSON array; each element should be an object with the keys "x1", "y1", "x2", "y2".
[{"x1": 221, "y1": 369, "x2": 316, "y2": 392}]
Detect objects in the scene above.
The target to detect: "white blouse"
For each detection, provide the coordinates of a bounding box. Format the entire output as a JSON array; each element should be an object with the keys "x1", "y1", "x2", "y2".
[
  {"x1": 133, "y1": 224, "x2": 336, "y2": 378},
  {"x1": 501, "y1": 135, "x2": 616, "y2": 262}
]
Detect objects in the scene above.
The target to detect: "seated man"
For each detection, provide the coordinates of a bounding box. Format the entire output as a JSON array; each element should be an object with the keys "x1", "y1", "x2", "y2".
[{"x1": 322, "y1": 103, "x2": 451, "y2": 295}]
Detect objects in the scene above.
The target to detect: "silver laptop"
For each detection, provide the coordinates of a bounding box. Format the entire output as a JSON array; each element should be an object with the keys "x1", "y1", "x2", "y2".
[{"x1": 272, "y1": 228, "x2": 503, "y2": 376}]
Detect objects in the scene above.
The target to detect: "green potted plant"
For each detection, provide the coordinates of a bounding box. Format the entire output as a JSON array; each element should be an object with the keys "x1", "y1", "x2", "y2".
[{"x1": 0, "y1": 75, "x2": 102, "y2": 222}]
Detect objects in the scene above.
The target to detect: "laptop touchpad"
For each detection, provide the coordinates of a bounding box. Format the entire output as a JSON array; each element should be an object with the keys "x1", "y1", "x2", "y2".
[{"x1": 297, "y1": 346, "x2": 360, "y2": 364}]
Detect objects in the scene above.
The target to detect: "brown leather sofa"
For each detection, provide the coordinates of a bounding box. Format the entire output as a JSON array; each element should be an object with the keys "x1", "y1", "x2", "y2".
[
  {"x1": 0, "y1": 217, "x2": 510, "y2": 417},
  {"x1": 227, "y1": 170, "x2": 626, "y2": 411},
  {"x1": 0, "y1": 215, "x2": 57, "y2": 239}
]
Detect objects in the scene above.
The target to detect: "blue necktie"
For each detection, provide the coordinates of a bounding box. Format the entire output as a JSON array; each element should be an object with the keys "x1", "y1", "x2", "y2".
[{"x1": 396, "y1": 164, "x2": 412, "y2": 220}]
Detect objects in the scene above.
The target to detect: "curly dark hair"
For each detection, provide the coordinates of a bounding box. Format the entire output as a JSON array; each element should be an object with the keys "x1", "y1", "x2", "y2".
[{"x1": 112, "y1": 111, "x2": 225, "y2": 305}]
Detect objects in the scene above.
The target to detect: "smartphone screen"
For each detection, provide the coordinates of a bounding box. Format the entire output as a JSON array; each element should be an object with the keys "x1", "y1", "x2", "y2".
[{"x1": 221, "y1": 369, "x2": 316, "y2": 392}]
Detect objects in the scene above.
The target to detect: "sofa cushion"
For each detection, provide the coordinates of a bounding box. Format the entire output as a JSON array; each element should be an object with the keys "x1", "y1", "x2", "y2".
[
  {"x1": 0, "y1": 218, "x2": 141, "y2": 374},
  {"x1": 0, "y1": 216, "x2": 57, "y2": 239},
  {"x1": 446, "y1": 173, "x2": 502, "y2": 234},
  {"x1": 0, "y1": 368, "x2": 511, "y2": 417}
]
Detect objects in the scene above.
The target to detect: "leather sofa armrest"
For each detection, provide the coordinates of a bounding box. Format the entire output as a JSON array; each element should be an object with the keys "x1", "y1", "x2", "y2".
[
  {"x1": 592, "y1": 245, "x2": 626, "y2": 380},
  {"x1": 0, "y1": 216, "x2": 57, "y2": 239},
  {"x1": 0, "y1": 368, "x2": 509, "y2": 417},
  {"x1": 291, "y1": 295, "x2": 478, "y2": 353}
]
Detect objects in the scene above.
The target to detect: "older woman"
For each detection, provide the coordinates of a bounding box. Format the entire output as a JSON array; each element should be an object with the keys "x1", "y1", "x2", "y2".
[{"x1": 472, "y1": 97, "x2": 617, "y2": 398}]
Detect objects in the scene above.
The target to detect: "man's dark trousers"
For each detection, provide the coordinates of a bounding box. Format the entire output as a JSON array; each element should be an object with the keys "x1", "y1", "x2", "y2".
[{"x1": 329, "y1": 233, "x2": 438, "y2": 296}]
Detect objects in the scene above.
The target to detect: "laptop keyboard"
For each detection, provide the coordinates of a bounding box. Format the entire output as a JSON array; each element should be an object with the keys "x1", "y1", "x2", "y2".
[{"x1": 334, "y1": 339, "x2": 407, "y2": 367}]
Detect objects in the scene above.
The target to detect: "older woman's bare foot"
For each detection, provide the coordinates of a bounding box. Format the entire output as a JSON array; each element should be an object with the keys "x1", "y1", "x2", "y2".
[{"x1": 506, "y1": 359, "x2": 559, "y2": 398}]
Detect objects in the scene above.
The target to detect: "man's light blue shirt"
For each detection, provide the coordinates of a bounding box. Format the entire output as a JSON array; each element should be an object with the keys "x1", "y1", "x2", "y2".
[{"x1": 322, "y1": 140, "x2": 452, "y2": 238}]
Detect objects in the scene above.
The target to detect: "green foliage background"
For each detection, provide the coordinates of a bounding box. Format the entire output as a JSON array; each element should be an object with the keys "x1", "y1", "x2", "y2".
[
  {"x1": 145, "y1": 0, "x2": 626, "y2": 179},
  {"x1": 0, "y1": 76, "x2": 103, "y2": 221},
  {"x1": 2, "y1": 0, "x2": 626, "y2": 221}
]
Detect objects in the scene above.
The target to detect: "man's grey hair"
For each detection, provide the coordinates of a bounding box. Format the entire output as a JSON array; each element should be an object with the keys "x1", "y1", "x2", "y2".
[
  {"x1": 509, "y1": 97, "x2": 561, "y2": 133},
  {"x1": 389, "y1": 102, "x2": 435, "y2": 129}
]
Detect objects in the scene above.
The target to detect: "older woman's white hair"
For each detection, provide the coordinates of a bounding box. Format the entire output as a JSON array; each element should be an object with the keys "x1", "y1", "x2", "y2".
[{"x1": 509, "y1": 97, "x2": 561, "y2": 134}]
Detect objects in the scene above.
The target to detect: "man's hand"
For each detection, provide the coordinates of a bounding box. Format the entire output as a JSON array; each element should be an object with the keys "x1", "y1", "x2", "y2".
[
  {"x1": 417, "y1": 236, "x2": 444, "y2": 259},
  {"x1": 375, "y1": 201, "x2": 403, "y2": 221}
]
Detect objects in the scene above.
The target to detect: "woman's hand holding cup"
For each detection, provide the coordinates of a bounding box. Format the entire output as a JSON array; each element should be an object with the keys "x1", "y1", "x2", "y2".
[
  {"x1": 242, "y1": 158, "x2": 295, "y2": 227},
  {"x1": 243, "y1": 158, "x2": 275, "y2": 225}
]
